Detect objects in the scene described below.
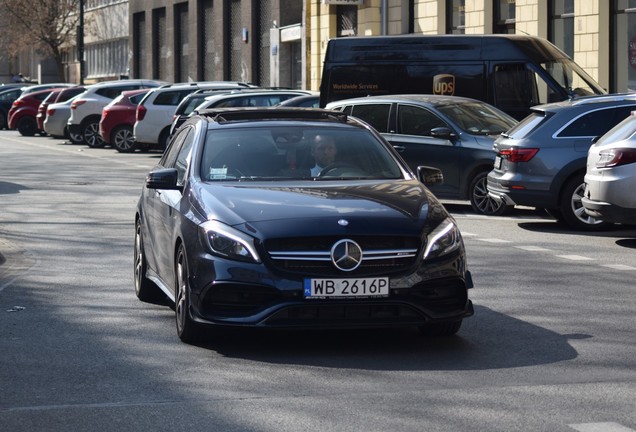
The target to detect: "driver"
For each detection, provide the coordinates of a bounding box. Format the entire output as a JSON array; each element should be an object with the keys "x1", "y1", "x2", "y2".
[{"x1": 310, "y1": 134, "x2": 337, "y2": 176}]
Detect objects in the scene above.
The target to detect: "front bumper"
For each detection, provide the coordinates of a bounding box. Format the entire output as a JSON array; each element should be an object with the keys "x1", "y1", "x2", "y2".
[{"x1": 188, "y1": 249, "x2": 474, "y2": 329}]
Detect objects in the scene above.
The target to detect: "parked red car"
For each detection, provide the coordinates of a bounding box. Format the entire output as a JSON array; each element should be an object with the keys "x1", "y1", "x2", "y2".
[
  {"x1": 36, "y1": 86, "x2": 85, "y2": 133},
  {"x1": 8, "y1": 89, "x2": 56, "y2": 136},
  {"x1": 99, "y1": 89, "x2": 150, "y2": 153}
]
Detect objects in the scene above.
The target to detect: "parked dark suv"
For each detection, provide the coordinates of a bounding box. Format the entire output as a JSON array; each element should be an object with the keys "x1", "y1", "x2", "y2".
[
  {"x1": 135, "y1": 108, "x2": 474, "y2": 343},
  {"x1": 487, "y1": 93, "x2": 636, "y2": 230},
  {"x1": 327, "y1": 95, "x2": 518, "y2": 215}
]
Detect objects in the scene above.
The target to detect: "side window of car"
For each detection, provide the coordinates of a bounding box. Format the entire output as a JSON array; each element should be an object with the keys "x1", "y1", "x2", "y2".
[
  {"x1": 397, "y1": 105, "x2": 447, "y2": 136},
  {"x1": 161, "y1": 126, "x2": 191, "y2": 168},
  {"x1": 350, "y1": 104, "x2": 390, "y2": 133},
  {"x1": 154, "y1": 91, "x2": 175, "y2": 106},
  {"x1": 558, "y1": 106, "x2": 636, "y2": 138},
  {"x1": 174, "y1": 130, "x2": 195, "y2": 185}
]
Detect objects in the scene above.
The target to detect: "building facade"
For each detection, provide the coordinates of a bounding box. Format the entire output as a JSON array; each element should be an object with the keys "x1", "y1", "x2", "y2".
[
  {"x1": 4, "y1": 0, "x2": 633, "y2": 94},
  {"x1": 128, "y1": 0, "x2": 304, "y2": 87}
]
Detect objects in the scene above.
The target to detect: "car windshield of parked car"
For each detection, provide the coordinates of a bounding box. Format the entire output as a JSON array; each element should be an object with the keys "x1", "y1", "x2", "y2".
[
  {"x1": 436, "y1": 101, "x2": 517, "y2": 136},
  {"x1": 200, "y1": 126, "x2": 404, "y2": 181}
]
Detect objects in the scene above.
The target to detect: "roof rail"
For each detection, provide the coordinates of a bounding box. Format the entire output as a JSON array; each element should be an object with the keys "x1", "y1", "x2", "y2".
[
  {"x1": 199, "y1": 107, "x2": 348, "y2": 123},
  {"x1": 571, "y1": 93, "x2": 636, "y2": 106}
]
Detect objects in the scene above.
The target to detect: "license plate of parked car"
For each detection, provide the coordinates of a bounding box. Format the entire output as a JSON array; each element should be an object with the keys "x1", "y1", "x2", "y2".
[
  {"x1": 304, "y1": 277, "x2": 389, "y2": 298},
  {"x1": 494, "y1": 156, "x2": 502, "y2": 169}
]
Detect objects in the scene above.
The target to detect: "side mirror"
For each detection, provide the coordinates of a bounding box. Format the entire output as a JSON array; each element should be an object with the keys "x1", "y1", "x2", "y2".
[
  {"x1": 417, "y1": 166, "x2": 444, "y2": 186},
  {"x1": 145, "y1": 168, "x2": 181, "y2": 190},
  {"x1": 430, "y1": 127, "x2": 457, "y2": 140}
]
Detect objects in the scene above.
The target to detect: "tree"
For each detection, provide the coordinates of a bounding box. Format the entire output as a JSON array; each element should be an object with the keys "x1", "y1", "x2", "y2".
[{"x1": 0, "y1": 0, "x2": 81, "y2": 82}]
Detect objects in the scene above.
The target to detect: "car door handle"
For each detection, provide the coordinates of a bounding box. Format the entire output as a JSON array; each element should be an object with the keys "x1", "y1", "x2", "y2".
[{"x1": 392, "y1": 145, "x2": 406, "y2": 153}]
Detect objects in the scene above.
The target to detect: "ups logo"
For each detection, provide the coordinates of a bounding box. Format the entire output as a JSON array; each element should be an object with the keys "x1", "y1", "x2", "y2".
[{"x1": 433, "y1": 74, "x2": 455, "y2": 95}]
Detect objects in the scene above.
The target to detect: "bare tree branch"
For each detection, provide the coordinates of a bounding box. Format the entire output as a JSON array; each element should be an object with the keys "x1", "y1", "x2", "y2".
[{"x1": 0, "y1": 0, "x2": 81, "y2": 81}]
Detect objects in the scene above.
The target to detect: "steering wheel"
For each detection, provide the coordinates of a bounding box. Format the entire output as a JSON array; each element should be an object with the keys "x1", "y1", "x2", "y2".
[{"x1": 317, "y1": 163, "x2": 364, "y2": 177}]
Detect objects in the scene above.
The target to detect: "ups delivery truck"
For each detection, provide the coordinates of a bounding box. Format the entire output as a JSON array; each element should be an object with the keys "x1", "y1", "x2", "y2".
[{"x1": 319, "y1": 34, "x2": 606, "y2": 120}]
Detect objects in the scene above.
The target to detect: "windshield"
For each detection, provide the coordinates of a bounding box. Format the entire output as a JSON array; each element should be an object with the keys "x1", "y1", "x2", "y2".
[
  {"x1": 436, "y1": 102, "x2": 518, "y2": 135},
  {"x1": 200, "y1": 126, "x2": 404, "y2": 181},
  {"x1": 542, "y1": 58, "x2": 606, "y2": 97}
]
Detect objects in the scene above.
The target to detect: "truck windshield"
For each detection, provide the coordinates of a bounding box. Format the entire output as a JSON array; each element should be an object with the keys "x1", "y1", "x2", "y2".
[{"x1": 542, "y1": 58, "x2": 606, "y2": 97}]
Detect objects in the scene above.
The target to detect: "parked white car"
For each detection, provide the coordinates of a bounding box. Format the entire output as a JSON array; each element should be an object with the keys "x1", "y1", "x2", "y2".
[
  {"x1": 133, "y1": 81, "x2": 254, "y2": 150},
  {"x1": 194, "y1": 89, "x2": 313, "y2": 111},
  {"x1": 67, "y1": 79, "x2": 164, "y2": 147},
  {"x1": 582, "y1": 110, "x2": 636, "y2": 225}
]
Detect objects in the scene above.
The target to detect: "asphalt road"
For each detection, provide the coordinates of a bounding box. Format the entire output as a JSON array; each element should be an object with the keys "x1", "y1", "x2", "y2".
[{"x1": 1, "y1": 131, "x2": 635, "y2": 432}]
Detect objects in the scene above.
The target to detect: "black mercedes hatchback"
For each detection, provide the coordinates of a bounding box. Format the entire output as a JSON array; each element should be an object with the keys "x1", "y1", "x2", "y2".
[{"x1": 134, "y1": 108, "x2": 474, "y2": 343}]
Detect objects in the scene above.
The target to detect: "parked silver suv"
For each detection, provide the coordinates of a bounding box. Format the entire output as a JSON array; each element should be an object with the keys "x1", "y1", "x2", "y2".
[{"x1": 487, "y1": 93, "x2": 636, "y2": 230}]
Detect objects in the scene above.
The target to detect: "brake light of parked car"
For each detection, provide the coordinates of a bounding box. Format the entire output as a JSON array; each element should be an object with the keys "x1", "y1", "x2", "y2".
[
  {"x1": 71, "y1": 99, "x2": 87, "y2": 110},
  {"x1": 11, "y1": 99, "x2": 25, "y2": 108},
  {"x1": 136, "y1": 105, "x2": 147, "y2": 121},
  {"x1": 596, "y1": 148, "x2": 636, "y2": 168},
  {"x1": 499, "y1": 147, "x2": 539, "y2": 163},
  {"x1": 47, "y1": 108, "x2": 56, "y2": 116}
]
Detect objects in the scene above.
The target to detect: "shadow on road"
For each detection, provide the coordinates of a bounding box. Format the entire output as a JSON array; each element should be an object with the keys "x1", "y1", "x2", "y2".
[{"x1": 192, "y1": 305, "x2": 582, "y2": 371}]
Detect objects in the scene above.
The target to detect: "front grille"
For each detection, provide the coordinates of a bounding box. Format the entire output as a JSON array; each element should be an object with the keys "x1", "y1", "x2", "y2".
[
  {"x1": 264, "y1": 303, "x2": 425, "y2": 327},
  {"x1": 265, "y1": 235, "x2": 421, "y2": 277}
]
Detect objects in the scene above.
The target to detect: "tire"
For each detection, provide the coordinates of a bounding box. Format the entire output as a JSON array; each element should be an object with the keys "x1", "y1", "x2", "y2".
[
  {"x1": 82, "y1": 119, "x2": 105, "y2": 148},
  {"x1": 419, "y1": 320, "x2": 462, "y2": 337},
  {"x1": 175, "y1": 244, "x2": 202, "y2": 344},
  {"x1": 0, "y1": 111, "x2": 7, "y2": 130},
  {"x1": 112, "y1": 125, "x2": 137, "y2": 153},
  {"x1": 468, "y1": 171, "x2": 510, "y2": 216},
  {"x1": 69, "y1": 128, "x2": 84, "y2": 144},
  {"x1": 134, "y1": 221, "x2": 162, "y2": 302},
  {"x1": 16, "y1": 116, "x2": 38, "y2": 136},
  {"x1": 558, "y1": 174, "x2": 607, "y2": 230}
]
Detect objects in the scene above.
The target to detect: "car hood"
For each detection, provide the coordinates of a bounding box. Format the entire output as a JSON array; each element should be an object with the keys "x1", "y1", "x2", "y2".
[{"x1": 191, "y1": 179, "x2": 447, "y2": 237}]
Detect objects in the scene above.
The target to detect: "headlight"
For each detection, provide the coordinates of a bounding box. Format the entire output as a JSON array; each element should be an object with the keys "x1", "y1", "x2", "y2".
[
  {"x1": 200, "y1": 221, "x2": 260, "y2": 263},
  {"x1": 422, "y1": 218, "x2": 462, "y2": 260}
]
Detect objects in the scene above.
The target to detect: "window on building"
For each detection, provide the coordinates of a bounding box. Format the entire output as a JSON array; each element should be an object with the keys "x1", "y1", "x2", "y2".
[
  {"x1": 494, "y1": 0, "x2": 516, "y2": 34},
  {"x1": 152, "y1": 8, "x2": 167, "y2": 80},
  {"x1": 86, "y1": 39, "x2": 128, "y2": 79},
  {"x1": 447, "y1": 0, "x2": 465, "y2": 34},
  {"x1": 337, "y1": 5, "x2": 357, "y2": 37},
  {"x1": 175, "y1": 2, "x2": 189, "y2": 83},
  {"x1": 612, "y1": 0, "x2": 636, "y2": 92},
  {"x1": 133, "y1": 12, "x2": 147, "y2": 79},
  {"x1": 199, "y1": 0, "x2": 216, "y2": 81},
  {"x1": 549, "y1": 0, "x2": 574, "y2": 58}
]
